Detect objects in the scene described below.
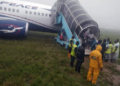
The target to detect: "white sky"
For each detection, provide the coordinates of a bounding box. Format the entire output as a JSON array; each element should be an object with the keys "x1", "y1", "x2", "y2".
[{"x1": 6, "y1": 0, "x2": 120, "y2": 29}]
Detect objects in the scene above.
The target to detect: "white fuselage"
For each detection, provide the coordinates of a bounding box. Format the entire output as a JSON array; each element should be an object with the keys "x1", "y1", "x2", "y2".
[{"x1": 0, "y1": 0, "x2": 58, "y2": 30}]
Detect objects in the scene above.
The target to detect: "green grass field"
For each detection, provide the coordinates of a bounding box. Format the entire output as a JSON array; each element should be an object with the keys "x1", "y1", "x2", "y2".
[
  {"x1": 100, "y1": 28, "x2": 120, "y2": 43},
  {"x1": 0, "y1": 29, "x2": 120, "y2": 86}
]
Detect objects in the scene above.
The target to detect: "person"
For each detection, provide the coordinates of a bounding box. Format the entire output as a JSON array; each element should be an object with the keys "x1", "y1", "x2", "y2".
[
  {"x1": 91, "y1": 39, "x2": 102, "y2": 50},
  {"x1": 106, "y1": 38, "x2": 110, "y2": 45},
  {"x1": 111, "y1": 39, "x2": 119, "y2": 62},
  {"x1": 75, "y1": 42, "x2": 85, "y2": 73},
  {"x1": 101, "y1": 39, "x2": 106, "y2": 60},
  {"x1": 97, "y1": 39, "x2": 102, "y2": 45},
  {"x1": 87, "y1": 45, "x2": 103, "y2": 84},
  {"x1": 104, "y1": 41, "x2": 113, "y2": 62},
  {"x1": 116, "y1": 39, "x2": 119, "y2": 59},
  {"x1": 68, "y1": 36, "x2": 74, "y2": 58},
  {"x1": 87, "y1": 31, "x2": 94, "y2": 49},
  {"x1": 60, "y1": 31, "x2": 64, "y2": 40},
  {"x1": 83, "y1": 28, "x2": 90, "y2": 40},
  {"x1": 70, "y1": 41, "x2": 79, "y2": 67}
]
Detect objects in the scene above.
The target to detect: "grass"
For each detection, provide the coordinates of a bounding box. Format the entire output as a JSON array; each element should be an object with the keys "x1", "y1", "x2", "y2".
[
  {"x1": 0, "y1": 29, "x2": 120, "y2": 86},
  {"x1": 105, "y1": 65, "x2": 120, "y2": 75},
  {"x1": 100, "y1": 28, "x2": 120, "y2": 43},
  {"x1": 0, "y1": 31, "x2": 96, "y2": 86}
]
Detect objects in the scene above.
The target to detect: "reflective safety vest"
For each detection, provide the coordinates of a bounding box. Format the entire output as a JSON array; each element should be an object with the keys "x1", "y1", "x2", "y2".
[
  {"x1": 69, "y1": 39, "x2": 73, "y2": 47},
  {"x1": 112, "y1": 45, "x2": 118, "y2": 53},
  {"x1": 105, "y1": 44, "x2": 113, "y2": 54},
  {"x1": 71, "y1": 44, "x2": 77, "y2": 57}
]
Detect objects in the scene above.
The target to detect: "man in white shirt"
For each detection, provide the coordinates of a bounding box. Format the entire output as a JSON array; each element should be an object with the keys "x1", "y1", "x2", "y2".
[
  {"x1": 112, "y1": 39, "x2": 119, "y2": 61},
  {"x1": 87, "y1": 31, "x2": 94, "y2": 49},
  {"x1": 84, "y1": 28, "x2": 90, "y2": 40}
]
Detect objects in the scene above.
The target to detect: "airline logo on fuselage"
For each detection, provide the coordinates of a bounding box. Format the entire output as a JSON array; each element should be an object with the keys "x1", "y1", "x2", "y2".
[
  {"x1": 0, "y1": 1, "x2": 38, "y2": 10},
  {"x1": 0, "y1": 24, "x2": 24, "y2": 34}
]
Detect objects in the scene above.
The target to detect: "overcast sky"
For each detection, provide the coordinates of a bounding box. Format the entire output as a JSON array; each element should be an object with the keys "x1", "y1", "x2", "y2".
[{"x1": 22, "y1": 0, "x2": 120, "y2": 29}]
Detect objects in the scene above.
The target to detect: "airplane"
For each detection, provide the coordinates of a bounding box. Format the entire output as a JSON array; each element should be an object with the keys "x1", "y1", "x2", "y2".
[
  {"x1": 0, "y1": 0, "x2": 59, "y2": 38},
  {"x1": 0, "y1": 0, "x2": 100, "y2": 54}
]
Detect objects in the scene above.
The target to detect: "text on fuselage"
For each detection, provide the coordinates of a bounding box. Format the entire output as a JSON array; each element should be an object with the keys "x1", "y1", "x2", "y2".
[{"x1": 0, "y1": 1, "x2": 38, "y2": 10}]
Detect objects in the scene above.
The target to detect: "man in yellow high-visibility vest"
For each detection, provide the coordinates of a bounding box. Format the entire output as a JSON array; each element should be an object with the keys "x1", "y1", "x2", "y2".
[
  {"x1": 68, "y1": 36, "x2": 74, "y2": 58},
  {"x1": 104, "y1": 41, "x2": 113, "y2": 62},
  {"x1": 70, "y1": 41, "x2": 79, "y2": 67}
]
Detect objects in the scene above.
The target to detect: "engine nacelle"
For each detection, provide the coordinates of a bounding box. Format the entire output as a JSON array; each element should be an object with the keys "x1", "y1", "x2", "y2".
[{"x1": 0, "y1": 19, "x2": 28, "y2": 38}]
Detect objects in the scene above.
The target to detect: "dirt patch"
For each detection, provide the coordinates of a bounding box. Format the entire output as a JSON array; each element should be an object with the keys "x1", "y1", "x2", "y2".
[
  {"x1": 112, "y1": 75, "x2": 120, "y2": 86},
  {"x1": 116, "y1": 65, "x2": 120, "y2": 71},
  {"x1": 103, "y1": 68, "x2": 110, "y2": 73},
  {"x1": 82, "y1": 57, "x2": 89, "y2": 70}
]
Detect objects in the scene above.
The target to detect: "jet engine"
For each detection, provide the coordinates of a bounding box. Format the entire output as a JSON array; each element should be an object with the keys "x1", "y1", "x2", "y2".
[{"x1": 0, "y1": 19, "x2": 28, "y2": 38}]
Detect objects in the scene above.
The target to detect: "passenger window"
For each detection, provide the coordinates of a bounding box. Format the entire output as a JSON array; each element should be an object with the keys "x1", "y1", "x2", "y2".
[
  {"x1": 0, "y1": 7, "x2": 2, "y2": 10},
  {"x1": 42, "y1": 13, "x2": 44, "y2": 16},
  {"x1": 17, "y1": 9, "x2": 19, "y2": 12},
  {"x1": 12, "y1": 9, "x2": 15, "y2": 12},
  {"x1": 45, "y1": 14, "x2": 47, "y2": 16},
  {"x1": 25, "y1": 11, "x2": 28, "y2": 14},
  {"x1": 30, "y1": 11, "x2": 32, "y2": 14},
  {"x1": 34, "y1": 12, "x2": 36, "y2": 15},
  {"x1": 4, "y1": 7, "x2": 7, "y2": 11},
  {"x1": 38, "y1": 13, "x2": 40, "y2": 15},
  {"x1": 49, "y1": 14, "x2": 51, "y2": 17},
  {"x1": 8, "y1": 8, "x2": 11, "y2": 11}
]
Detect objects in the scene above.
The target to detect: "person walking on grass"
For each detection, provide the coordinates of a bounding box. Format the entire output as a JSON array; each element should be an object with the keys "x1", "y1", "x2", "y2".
[
  {"x1": 75, "y1": 42, "x2": 85, "y2": 73},
  {"x1": 70, "y1": 41, "x2": 79, "y2": 67},
  {"x1": 87, "y1": 45, "x2": 103, "y2": 84},
  {"x1": 101, "y1": 39, "x2": 106, "y2": 60}
]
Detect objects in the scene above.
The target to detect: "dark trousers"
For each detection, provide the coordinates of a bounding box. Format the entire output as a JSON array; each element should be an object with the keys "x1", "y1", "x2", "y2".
[
  {"x1": 70, "y1": 56, "x2": 75, "y2": 67},
  {"x1": 68, "y1": 47, "x2": 72, "y2": 53},
  {"x1": 75, "y1": 60, "x2": 83, "y2": 73},
  {"x1": 101, "y1": 51, "x2": 105, "y2": 60}
]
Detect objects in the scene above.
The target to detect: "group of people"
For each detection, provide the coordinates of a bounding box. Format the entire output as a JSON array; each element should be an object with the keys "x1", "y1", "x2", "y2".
[
  {"x1": 67, "y1": 36, "x2": 119, "y2": 85},
  {"x1": 83, "y1": 28, "x2": 95, "y2": 49},
  {"x1": 68, "y1": 36, "x2": 85, "y2": 73},
  {"x1": 95, "y1": 38, "x2": 119, "y2": 62}
]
